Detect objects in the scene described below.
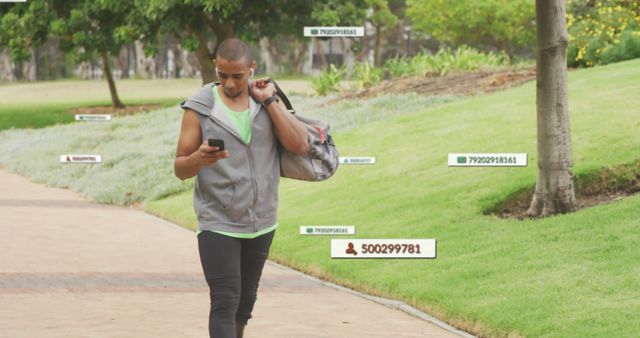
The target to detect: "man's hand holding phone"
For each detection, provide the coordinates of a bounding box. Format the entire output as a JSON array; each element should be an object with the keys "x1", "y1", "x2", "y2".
[{"x1": 192, "y1": 139, "x2": 229, "y2": 166}]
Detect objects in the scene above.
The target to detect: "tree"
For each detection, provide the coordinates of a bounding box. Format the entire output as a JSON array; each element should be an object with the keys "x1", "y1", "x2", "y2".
[
  {"x1": 140, "y1": 0, "x2": 314, "y2": 85},
  {"x1": 367, "y1": 0, "x2": 398, "y2": 67},
  {"x1": 310, "y1": 0, "x2": 368, "y2": 69},
  {"x1": 0, "y1": 2, "x2": 54, "y2": 80},
  {"x1": 387, "y1": 0, "x2": 409, "y2": 57},
  {"x1": 527, "y1": 0, "x2": 577, "y2": 217},
  {"x1": 51, "y1": 0, "x2": 138, "y2": 108},
  {"x1": 406, "y1": 0, "x2": 535, "y2": 55}
]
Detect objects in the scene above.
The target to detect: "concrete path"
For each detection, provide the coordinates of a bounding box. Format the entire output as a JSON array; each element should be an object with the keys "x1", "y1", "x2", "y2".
[{"x1": 0, "y1": 168, "x2": 470, "y2": 338}]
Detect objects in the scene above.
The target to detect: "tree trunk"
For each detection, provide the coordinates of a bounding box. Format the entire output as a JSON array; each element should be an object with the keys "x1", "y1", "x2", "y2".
[
  {"x1": 314, "y1": 38, "x2": 328, "y2": 70},
  {"x1": 101, "y1": 51, "x2": 125, "y2": 109},
  {"x1": 527, "y1": 0, "x2": 576, "y2": 217},
  {"x1": 397, "y1": 20, "x2": 407, "y2": 57},
  {"x1": 194, "y1": 31, "x2": 216, "y2": 85},
  {"x1": 211, "y1": 21, "x2": 235, "y2": 51},
  {"x1": 118, "y1": 45, "x2": 130, "y2": 79},
  {"x1": 203, "y1": 20, "x2": 235, "y2": 85},
  {"x1": 339, "y1": 37, "x2": 347, "y2": 67},
  {"x1": 34, "y1": 47, "x2": 41, "y2": 80},
  {"x1": 13, "y1": 61, "x2": 23, "y2": 81},
  {"x1": 374, "y1": 26, "x2": 382, "y2": 67},
  {"x1": 173, "y1": 44, "x2": 182, "y2": 78}
]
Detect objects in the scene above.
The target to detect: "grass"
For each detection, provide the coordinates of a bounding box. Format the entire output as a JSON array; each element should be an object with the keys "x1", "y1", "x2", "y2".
[
  {"x1": 0, "y1": 78, "x2": 312, "y2": 131},
  {"x1": 0, "y1": 78, "x2": 202, "y2": 105},
  {"x1": 0, "y1": 78, "x2": 202, "y2": 131},
  {"x1": 2, "y1": 59, "x2": 640, "y2": 337},
  {"x1": 0, "y1": 106, "x2": 193, "y2": 204},
  {"x1": 0, "y1": 103, "x2": 77, "y2": 131},
  {"x1": 256, "y1": 72, "x2": 312, "y2": 81},
  {"x1": 288, "y1": 92, "x2": 459, "y2": 134},
  {"x1": 0, "y1": 87, "x2": 454, "y2": 206},
  {"x1": 146, "y1": 59, "x2": 640, "y2": 337}
]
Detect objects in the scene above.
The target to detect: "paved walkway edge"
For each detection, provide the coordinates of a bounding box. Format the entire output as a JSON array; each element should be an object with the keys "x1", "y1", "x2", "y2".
[{"x1": 264, "y1": 261, "x2": 476, "y2": 338}]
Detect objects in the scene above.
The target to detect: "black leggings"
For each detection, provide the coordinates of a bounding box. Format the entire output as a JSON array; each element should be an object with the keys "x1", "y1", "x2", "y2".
[{"x1": 197, "y1": 229, "x2": 275, "y2": 338}]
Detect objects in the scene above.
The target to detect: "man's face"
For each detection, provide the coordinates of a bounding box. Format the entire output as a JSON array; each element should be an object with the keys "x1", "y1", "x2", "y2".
[{"x1": 214, "y1": 57, "x2": 252, "y2": 99}]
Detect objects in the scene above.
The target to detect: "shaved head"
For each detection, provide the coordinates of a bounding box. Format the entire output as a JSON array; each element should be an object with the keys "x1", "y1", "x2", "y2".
[
  {"x1": 213, "y1": 38, "x2": 256, "y2": 99},
  {"x1": 214, "y1": 38, "x2": 253, "y2": 66}
]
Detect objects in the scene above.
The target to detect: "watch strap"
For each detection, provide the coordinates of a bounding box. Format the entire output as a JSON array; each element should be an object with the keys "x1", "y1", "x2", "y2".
[{"x1": 262, "y1": 94, "x2": 279, "y2": 107}]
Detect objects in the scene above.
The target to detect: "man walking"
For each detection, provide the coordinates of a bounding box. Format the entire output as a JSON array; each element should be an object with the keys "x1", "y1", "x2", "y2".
[{"x1": 174, "y1": 38, "x2": 309, "y2": 338}]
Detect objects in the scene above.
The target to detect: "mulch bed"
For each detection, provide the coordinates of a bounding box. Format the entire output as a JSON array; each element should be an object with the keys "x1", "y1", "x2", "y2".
[{"x1": 333, "y1": 67, "x2": 537, "y2": 102}]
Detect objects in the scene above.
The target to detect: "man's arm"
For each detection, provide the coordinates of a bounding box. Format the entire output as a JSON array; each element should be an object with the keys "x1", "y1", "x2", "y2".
[
  {"x1": 174, "y1": 109, "x2": 229, "y2": 180},
  {"x1": 252, "y1": 79, "x2": 310, "y2": 155}
]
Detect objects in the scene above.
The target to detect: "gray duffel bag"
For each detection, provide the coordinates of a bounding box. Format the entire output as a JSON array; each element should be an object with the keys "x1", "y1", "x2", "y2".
[{"x1": 267, "y1": 79, "x2": 339, "y2": 181}]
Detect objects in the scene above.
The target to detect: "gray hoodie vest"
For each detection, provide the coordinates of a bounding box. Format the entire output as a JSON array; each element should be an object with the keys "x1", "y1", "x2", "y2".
[{"x1": 180, "y1": 82, "x2": 280, "y2": 233}]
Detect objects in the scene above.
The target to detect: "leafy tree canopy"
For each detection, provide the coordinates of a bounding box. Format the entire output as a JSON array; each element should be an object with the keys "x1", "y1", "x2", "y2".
[{"x1": 406, "y1": 0, "x2": 535, "y2": 54}]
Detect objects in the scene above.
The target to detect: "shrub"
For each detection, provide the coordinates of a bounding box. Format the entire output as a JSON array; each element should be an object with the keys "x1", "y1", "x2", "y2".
[
  {"x1": 352, "y1": 61, "x2": 384, "y2": 90},
  {"x1": 321, "y1": 46, "x2": 511, "y2": 94},
  {"x1": 600, "y1": 25, "x2": 640, "y2": 64},
  {"x1": 383, "y1": 56, "x2": 414, "y2": 78},
  {"x1": 311, "y1": 64, "x2": 345, "y2": 96},
  {"x1": 405, "y1": 46, "x2": 509, "y2": 77},
  {"x1": 568, "y1": 0, "x2": 640, "y2": 67}
]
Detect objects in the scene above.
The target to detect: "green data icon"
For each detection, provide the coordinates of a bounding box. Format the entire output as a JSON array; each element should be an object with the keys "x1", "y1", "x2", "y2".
[{"x1": 457, "y1": 156, "x2": 467, "y2": 164}]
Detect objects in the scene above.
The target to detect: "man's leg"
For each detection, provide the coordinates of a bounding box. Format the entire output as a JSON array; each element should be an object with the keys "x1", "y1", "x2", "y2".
[
  {"x1": 198, "y1": 231, "x2": 243, "y2": 338},
  {"x1": 236, "y1": 230, "x2": 276, "y2": 328}
]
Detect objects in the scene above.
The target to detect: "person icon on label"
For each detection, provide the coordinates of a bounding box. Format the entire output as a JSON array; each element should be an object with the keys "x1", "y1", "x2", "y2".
[{"x1": 345, "y1": 242, "x2": 358, "y2": 256}]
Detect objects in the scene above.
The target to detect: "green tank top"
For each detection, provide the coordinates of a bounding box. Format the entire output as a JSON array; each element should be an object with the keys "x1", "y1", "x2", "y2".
[{"x1": 212, "y1": 86, "x2": 252, "y2": 143}]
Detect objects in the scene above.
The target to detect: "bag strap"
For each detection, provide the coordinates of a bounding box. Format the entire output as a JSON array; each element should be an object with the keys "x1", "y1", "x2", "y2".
[
  {"x1": 266, "y1": 79, "x2": 296, "y2": 114},
  {"x1": 245, "y1": 78, "x2": 295, "y2": 114}
]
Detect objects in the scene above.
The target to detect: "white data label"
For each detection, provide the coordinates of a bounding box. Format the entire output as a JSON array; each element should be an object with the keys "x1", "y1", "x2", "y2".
[
  {"x1": 300, "y1": 226, "x2": 356, "y2": 235},
  {"x1": 339, "y1": 157, "x2": 376, "y2": 165},
  {"x1": 331, "y1": 239, "x2": 436, "y2": 259},
  {"x1": 448, "y1": 153, "x2": 527, "y2": 167},
  {"x1": 75, "y1": 114, "x2": 112, "y2": 121},
  {"x1": 60, "y1": 155, "x2": 102, "y2": 164},
  {"x1": 304, "y1": 26, "x2": 365, "y2": 37}
]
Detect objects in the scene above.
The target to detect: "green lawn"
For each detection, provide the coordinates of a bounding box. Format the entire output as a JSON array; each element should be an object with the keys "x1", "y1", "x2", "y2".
[
  {"x1": 0, "y1": 102, "x2": 77, "y2": 131},
  {"x1": 0, "y1": 78, "x2": 313, "y2": 131},
  {"x1": 146, "y1": 59, "x2": 640, "y2": 337},
  {"x1": 0, "y1": 79, "x2": 201, "y2": 131}
]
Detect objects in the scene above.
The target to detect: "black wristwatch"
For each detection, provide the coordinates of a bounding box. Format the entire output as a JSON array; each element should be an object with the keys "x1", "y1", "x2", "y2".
[{"x1": 261, "y1": 94, "x2": 279, "y2": 107}]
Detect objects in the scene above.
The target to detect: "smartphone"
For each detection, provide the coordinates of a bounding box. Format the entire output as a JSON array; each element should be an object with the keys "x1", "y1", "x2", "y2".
[{"x1": 208, "y1": 138, "x2": 225, "y2": 151}]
